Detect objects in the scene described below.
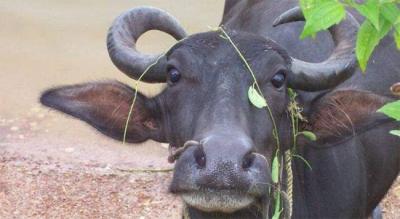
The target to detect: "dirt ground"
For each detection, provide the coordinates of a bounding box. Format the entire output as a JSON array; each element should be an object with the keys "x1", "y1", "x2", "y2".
[{"x1": 0, "y1": 1, "x2": 399, "y2": 218}]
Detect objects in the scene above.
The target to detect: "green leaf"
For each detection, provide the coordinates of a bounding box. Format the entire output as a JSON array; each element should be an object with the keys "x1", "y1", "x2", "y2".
[
  {"x1": 356, "y1": 20, "x2": 381, "y2": 72},
  {"x1": 379, "y1": 16, "x2": 394, "y2": 38},
  {"x1": 300, "y1": 1, "x2": 346, "y2": 39},
  {"x1": 271, "y1": 155, "x2": 280, "y2": 184},
  {"x1": 379, "y1": 0, "x2": 397, "y2": 3},
  {"x1": 395, "y1": 30, "x2": 400, "y2": 49},
  {"x1": 396, "y1": 17, "x2": 400, "y2": 33},
  {"x1": 378, "y1": 100, "x2": 400, "y2": 121},
  {"x1": 354, "y1": 0, "x2": 381, "y2": 30},
  {"x1": 300, "y1": 131, "x2": 317, "y2": 141},
  {"x1": 395, "y1": 17, "x2": 400, "y2": 49},
  {"x1": 271, "y1": 190, "x2": 282, "y2": 219},
  {"x1": 300, "y1": 0, "x2": 326, "y2": 18},
  {"x1": 271, "y1": 212, "x2": 281, "y2": 219},
  {"x1": 288, "y1": 88, "x2": 297, "y2": 99},
  {"x1": 380, "y1": 3, "x2": 400, "y2": 24},
  {"x1": 390, "y1": 130, "x2": 400, "y2": 137},
  {"x1": 272, "y1": 204, "x2": 282, "y2": 219},
  {"x1": 248, "y1": 85, "x2": 266, "y2": 108}
]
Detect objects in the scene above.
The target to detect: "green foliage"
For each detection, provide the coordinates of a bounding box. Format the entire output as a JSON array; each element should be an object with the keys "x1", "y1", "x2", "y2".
[
  {"x1": 353, "y1": 0, "x2": 381, "y2": 30},
  {"x1": 300, "y1": 0, "x2": 400, "y2": 71},
  {"x1": 300, "y1": 0, "x2": 345, "y2": 39},
  {"x1": 356, "y1": 18, "x2": 392, "y2": 71},
  {"x1": 271, "y1": 154, "x2": 280, "y2": 184},
  {"x1": 395, "y1": 30, "x2": 400, "y2": 48},
  {"x1": 390, "y1": 130, "x2": 400, "y2": 137},
  {"x1": 381, "y1": 3, "x2": 400, "y2": 23},
  {"x1": 288, "y1": 88, "x2": 314, "y2": 170},
  {"x1": 301, "y1": 0, "x2": 400, "y2": 138},
  {"x1": 299, "y1": 131, "x2": 317, "y2": 141},
  {"x1": 378, "y1": 100, "x2": 400, "y2": 121},
  {"x1": 271, "y1": 190, "x2": 282, "y2": 219},
  {"x1": 271, "y1": 153, "x2": 282, "y2": 219},
  {"x1": 378, "y1": 100, "x2": 400, "y2": 137},
  {"x1": 271, "y1": 151, "x2": 282, "y2": 219},
  {"x1": 248, "y1": 85, "x2": 267, "y2": 108}
]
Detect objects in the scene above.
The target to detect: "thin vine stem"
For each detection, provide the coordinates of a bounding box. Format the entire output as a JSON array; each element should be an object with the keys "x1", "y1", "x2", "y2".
[
  {"x1": 116, "y1": 167, "x2": 173, "y2": 173},
  {"x1": 122, "y1": 37, "x2": 187, "y2": 144},
  {"x1": 219, "y1": 27, "x2": 281, "y2": 149},
  {"x1": 122, "y1": 55, "x2": 165, "y2": 144},
  {"x1": 219, "y1": 26, "x2": 283, "y2": 219}
]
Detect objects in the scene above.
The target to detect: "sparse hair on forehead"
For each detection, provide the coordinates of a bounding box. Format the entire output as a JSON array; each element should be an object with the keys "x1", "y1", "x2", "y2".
[
  {"x1": 263, "y1": 39, "x2": 292, "y2": 66},
  {"x1": 166, "y1": 30, "x2": 292, "y2": 66}
]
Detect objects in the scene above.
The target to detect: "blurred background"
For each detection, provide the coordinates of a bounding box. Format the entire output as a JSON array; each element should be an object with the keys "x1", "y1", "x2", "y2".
[
  {"x1": 0, "y1": 0, "x2": 398, "y2": 218},
  {"x1": 0, "y1": 0, "x2": 224, "y2": 117}
]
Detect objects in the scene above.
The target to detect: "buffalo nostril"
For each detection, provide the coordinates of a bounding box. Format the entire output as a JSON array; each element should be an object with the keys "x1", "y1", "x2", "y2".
[
  {"x1": 242, "y1": 153, "x2": 256, "y2": 170},
  {"x1": 194, "y1": 146, "x2": 206, "y2": 168}
]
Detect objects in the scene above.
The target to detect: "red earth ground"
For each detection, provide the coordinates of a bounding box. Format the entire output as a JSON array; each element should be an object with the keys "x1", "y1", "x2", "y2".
[{"x1": 0, "y1": 107, "x2": 182, "y2": 218}]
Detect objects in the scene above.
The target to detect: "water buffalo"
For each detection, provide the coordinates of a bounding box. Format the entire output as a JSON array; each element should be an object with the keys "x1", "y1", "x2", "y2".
[{"x1": 40, "y1": 0, "x2": 400, "y2": 218}]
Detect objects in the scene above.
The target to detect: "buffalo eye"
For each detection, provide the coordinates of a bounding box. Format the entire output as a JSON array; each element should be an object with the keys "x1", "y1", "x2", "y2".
[
  {"x1": 271, "y1": 70, "x2": 286, "y2": 88},
  {"x1": 168, "y1": 67, "x2": 181, "y2": 84}
]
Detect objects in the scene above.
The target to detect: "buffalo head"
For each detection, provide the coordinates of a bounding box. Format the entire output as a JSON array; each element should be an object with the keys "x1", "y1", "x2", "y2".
[{"x1": 41, "y1": 6, "x2": 358, "y2": 215}]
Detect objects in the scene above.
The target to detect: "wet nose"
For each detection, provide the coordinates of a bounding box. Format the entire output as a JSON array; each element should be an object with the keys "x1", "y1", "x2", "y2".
[
  {"x1": 190, "y1": 136, "x2": 268, "y2": 190},
  {"x1": 192, "y1": 142, "x2": 256, "y2": 170}
]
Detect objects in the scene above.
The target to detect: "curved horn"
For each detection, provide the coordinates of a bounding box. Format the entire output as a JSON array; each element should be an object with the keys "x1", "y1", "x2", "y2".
[
  {"x1": 107, "y1": 7, "x2": 187, "y2": 82},
  {"x1": 273, "y1": 7, "x2": 359, "y2": 91}
]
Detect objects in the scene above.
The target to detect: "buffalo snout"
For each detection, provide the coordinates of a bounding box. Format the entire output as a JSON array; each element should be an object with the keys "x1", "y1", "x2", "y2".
[{"x1": 169, "y1": 133, "x2": 270, "y2": 213}]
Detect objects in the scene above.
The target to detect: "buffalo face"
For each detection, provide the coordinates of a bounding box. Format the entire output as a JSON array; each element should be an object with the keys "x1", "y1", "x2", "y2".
[
  {"x1": 42, "y1": 31, "x2": 291, "y2": 212},
  {"x1": 163, "y1": 32, "x2": 291, "y2": 212}
]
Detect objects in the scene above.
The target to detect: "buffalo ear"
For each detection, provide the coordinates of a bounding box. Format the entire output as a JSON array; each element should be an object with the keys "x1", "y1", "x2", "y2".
[
  {"x1": 309, "y1": 89, "x2": 390, "y2": 142},
  {"x1": 40, "y1": 80, "x2": 165, "y2": 143}
]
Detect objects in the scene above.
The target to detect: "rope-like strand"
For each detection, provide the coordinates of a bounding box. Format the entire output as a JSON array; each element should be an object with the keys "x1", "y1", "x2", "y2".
[
  {"x1": 284, "y1": 149, "x2": 293, "y2": 218},
  {"x1": 168, "y1": 140, "x2": 201, "y2": 163}
]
